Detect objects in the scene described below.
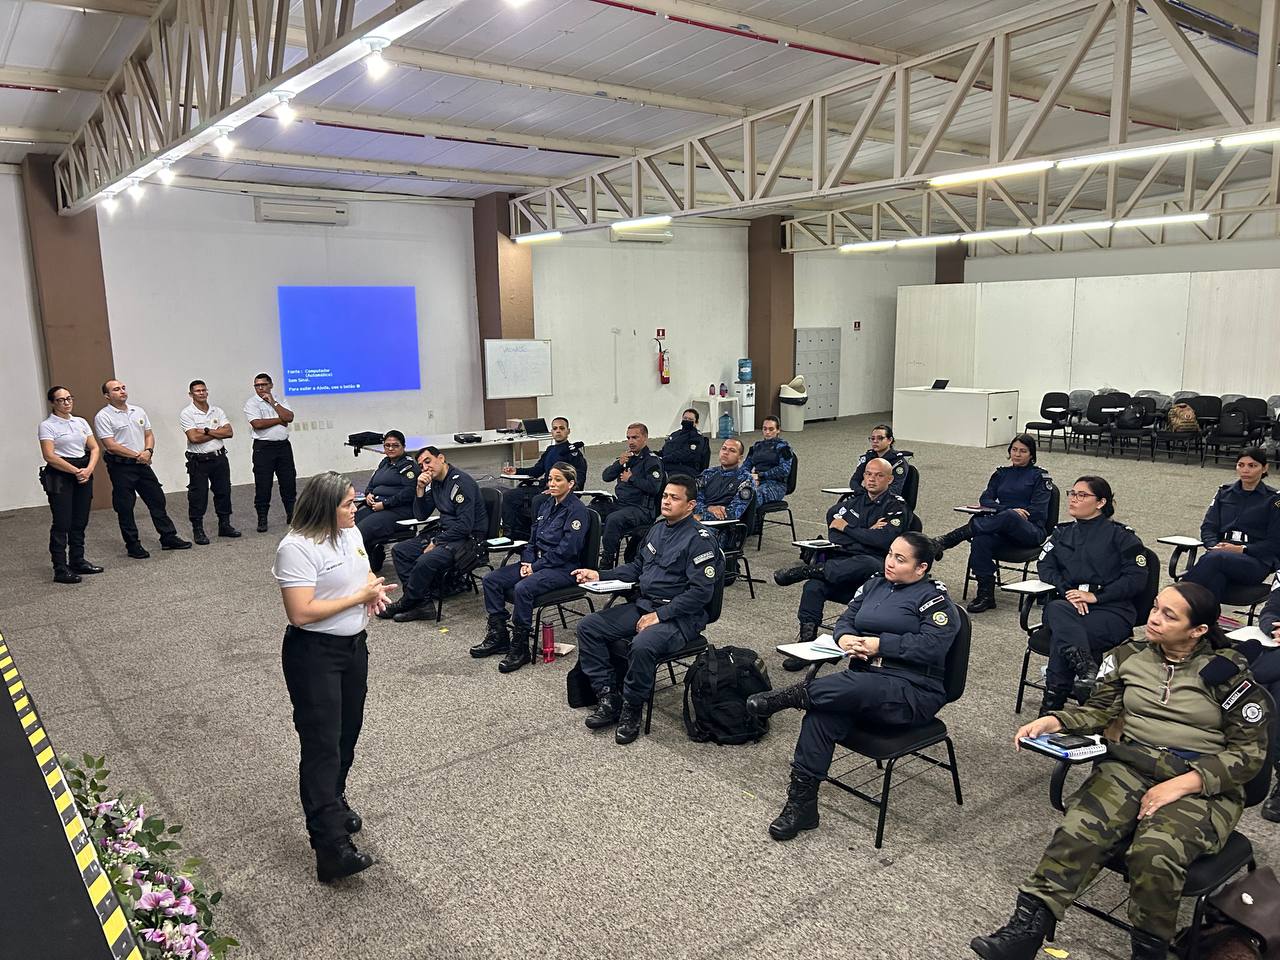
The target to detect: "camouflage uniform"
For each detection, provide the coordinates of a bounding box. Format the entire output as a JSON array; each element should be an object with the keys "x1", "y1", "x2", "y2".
[{"x1": 1019, "y1": 639, "x2": 1270, "y2": 941}]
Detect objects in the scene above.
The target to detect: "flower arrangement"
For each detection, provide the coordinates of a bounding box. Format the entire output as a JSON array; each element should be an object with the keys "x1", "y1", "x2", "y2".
[{"x1": 63, "y1": 755, "x2": 239, "y2": 960}]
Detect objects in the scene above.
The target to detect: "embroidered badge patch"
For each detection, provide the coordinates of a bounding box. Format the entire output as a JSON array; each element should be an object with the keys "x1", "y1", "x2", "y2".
[
  {"x1": 1242, "y1": 702, "x2": 1264, "y2": 723},
  {"x1": 571, "y1": 519, "x2": 581, "y2": 530},
  {"x1": 1135, "y1": 554, "x2": 1148, "y2": 567},
  {"x1": 931, "y1": 611, "x2": 949, "y2": 626},
  {"x1": 704, "y1": 565, "x2": 716, "y2": 579},
  {"x1": 455, "y1": 494, "x2": 465, "y2": 504}
]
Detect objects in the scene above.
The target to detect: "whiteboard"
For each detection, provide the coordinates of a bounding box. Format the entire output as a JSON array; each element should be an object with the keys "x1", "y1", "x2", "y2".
[{"x1": 483, "y1": 339, "x2": 553, "y2": 399}]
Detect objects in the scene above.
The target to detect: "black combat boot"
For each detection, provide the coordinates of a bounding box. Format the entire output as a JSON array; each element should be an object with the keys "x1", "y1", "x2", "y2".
[
  {"x1": 584, "y1": 688, "x2": 621, "y2": 729},
  {"x1": 339, "y1": 794, "x2": 362, "y2": 834},
  {"x1": 256, "y1": 511, "x2": 269, "y2": 533},
  {"x1": 53, "y1": 566, "x2": 82, "y2": 585},
  {"x1": 126, "y1": 542, "x2": 150, "y2": 559},
  {"x1": 1063, "y1": 645, "x2": 1099, "y2": 702},
  {"x1": 970, "y1": 892, "x2": 1056, "y2": 960},
  {"x1": 774, "y1": 563, "x2": 822, "y2": 587},
  {"x1": 931, "y1": 522, "x2": 974, "y2": 562},
  {"x1": 1038, "y1": 687, "x2": 1070, "y2": 717},
  {"x1": 782, "y1": 622, "x2": 819, "y2": 672},
  {"x1": 967, "y1": 576, "x2": 997, "y2": 614},
  {"x1": 470, "y1": 615, "x2": 510, "y2": 658},
  {"x1": 70, "y1": 559, "x2": 104, "y2": 575},
  {"x1": 768, "y1": 771, "x2": 820, "y2": 841},
  {"x1": 747, "y1": 681, "x2": 812, "y2": 718},
  {"x1": 376, "y1": 597, "x2": 410, "y2": 620},
  {"x1": 315, "y1": 837, "x2": 374, "y2": 883},
  {"x1": 498, "y1": 624, "x2": 532, "y2": 674},
  {"x1": 160, "y1": 534, "x2": 192, "y2": 550},
  {"x1": 615, "y1": 701, "x2": 643, "y2": 744},
  {"x1": 393, "y1": 600, "x2": 435, "y2": 623},
  {"x1": 217, "y1": 518, "x2": 241, "y2": 538},
  {"x1": 1261, "y1": 766, "x2": 1280, "y2": 823},
  {"x1": 366, "y1": 542, "x2": 384, "y2": 572},
  {"x1": 192, "y1": 522, "x2": 210, "y2": 546},
  {"x1": 1129, "y1": 928, "x2": 1170, "y2": 960}
]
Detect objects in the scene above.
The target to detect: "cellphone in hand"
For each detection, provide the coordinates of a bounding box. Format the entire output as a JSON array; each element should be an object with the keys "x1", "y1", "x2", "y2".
[{"x1": 1046, "y1": 734, "x2": 1093, "y2": 750}]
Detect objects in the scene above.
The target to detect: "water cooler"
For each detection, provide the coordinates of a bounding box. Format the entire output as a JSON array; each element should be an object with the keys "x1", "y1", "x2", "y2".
[{"x1": 733, "y1": 358, "x2": 756, "y2": 432}]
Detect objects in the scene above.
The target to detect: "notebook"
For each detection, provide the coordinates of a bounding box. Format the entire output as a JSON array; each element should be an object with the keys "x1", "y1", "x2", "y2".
[{"x1": 1019, "y1": 734, "x2": 1107, "y2": 761}]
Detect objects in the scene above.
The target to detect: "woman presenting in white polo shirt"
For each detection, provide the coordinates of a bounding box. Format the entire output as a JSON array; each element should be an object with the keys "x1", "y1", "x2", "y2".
[
  {"x1": 38, "y1": 385, "x2": 103, "y2": 584},
  {"x1": 274, "y1": 471, "x2": 395, "y2": 883}
]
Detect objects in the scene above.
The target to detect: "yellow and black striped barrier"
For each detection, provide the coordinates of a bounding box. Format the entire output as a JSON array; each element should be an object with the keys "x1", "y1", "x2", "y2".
[{"x1": 1, "y1": 634, "x2": 142, "y2": 960}]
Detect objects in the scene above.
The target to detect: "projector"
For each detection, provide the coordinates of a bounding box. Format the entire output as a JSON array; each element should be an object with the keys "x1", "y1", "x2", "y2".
[{"x1": 453, "y1": 433, "x2": 482, "y2": 444}]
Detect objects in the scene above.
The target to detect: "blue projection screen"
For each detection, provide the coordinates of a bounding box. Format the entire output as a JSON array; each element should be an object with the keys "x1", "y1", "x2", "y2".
[{"x1": 277, "y1": 286, "x2": 421, "y2": 395}]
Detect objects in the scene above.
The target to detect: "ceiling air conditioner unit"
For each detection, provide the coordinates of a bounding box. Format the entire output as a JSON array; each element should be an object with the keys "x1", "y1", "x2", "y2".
[
  {"x1": 254, "y1": 197, "x2": 349, "y2": 226},
  {"x1": 608, "y1": 227, "x2": 674, "y2": 244}
]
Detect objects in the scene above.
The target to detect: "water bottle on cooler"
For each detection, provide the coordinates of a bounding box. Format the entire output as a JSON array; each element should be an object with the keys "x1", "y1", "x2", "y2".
[{"x1": 541, "y1": 623, "x2": 555, "y2": 663}]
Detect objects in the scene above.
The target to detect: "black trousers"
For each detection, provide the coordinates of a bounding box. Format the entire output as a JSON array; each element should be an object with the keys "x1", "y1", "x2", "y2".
[
  {"x1": 253, "y1": 439, "x2": 297, "y2": 516},
  {"x1": 185, "y1": 451, "x2": 233, "y2": 524},
  {"x1": 105, "y1": 458, "x2": 177, "y2": 546},
  {"x1": 501, "y1": 485, "x2": 545, "y2": 541},
  {"x1": 281, "y1": 625, "x2": 369, "y2": 849},
  {"x1": 45, "y1": 456, "x2": 93, "y2": 568}
]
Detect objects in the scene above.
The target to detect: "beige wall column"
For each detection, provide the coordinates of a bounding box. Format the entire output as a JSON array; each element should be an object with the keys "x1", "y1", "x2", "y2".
[{"x1": 747, "y1": 215, "x2": 794, "y2": 429}]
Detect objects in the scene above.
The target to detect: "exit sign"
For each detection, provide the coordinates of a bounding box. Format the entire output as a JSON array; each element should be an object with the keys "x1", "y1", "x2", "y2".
[{"x1": 656, "y1": 327, "x2": 666, "y2": 338}]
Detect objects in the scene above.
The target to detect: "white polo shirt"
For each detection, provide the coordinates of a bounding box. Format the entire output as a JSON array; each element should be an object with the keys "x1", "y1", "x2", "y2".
[
  {"x1": 180, "y1": 403, "x2": 228, "y2": 454},
  {"x1": 94, "y1": 403, "x2": 151, "y2": 453},
  {"x1": 38, "y1": 414, "x2": 93, "y2": 458},
  {"x1": 273, "y1": 527, "x2": 371, "y2": 636},
  {"x1": 244, "y1": 394, "x2": 291, "y2": 441}
]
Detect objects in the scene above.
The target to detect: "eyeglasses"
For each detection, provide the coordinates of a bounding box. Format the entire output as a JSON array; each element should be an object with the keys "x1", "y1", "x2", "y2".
[
  {"x1": 1160, "y1": 663, "x2": 1175, "y2": 705},
  {"x1": 53, "y1": 396, "x2": 74, "y2": 403},
  {"x1": 1066, "y1": 491, "x2": 1098, "y2": 500}
]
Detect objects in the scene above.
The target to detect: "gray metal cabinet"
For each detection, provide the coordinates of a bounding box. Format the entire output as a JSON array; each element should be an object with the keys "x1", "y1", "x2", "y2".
[{"x1": 795, "y1": 327, "x2": 842, "y2": 421}]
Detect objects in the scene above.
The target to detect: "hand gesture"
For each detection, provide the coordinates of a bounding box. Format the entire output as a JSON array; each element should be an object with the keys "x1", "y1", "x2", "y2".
[
  {"x1": 870, "y1": 519, "x2": 888, "y2": 529},
  {"x1": 637, "y1": 612, "x2": 659, "y2": 632},
  {"x1": 1211, "y1": 542, "x2": 1246, "y2": 554},
  {"x1": 708, "y1": 505, "x2": 727, "y2": 519},
  {"x1": 365, "y1": 493, "x2": 376, "y2": 506},
  {"x1": 829, "y1": 516, "x2": 848, "y2": 532},
  {"x1": 1014, "y1": 715, "x2": 1063, "y2": 749},
  {"x1": 1013, "y1": 508, "x2": 1030, "y2": 519},
  {"x1": 573, "y1": 568, "x2": 599, "y2": 584},
  {"x1": 1138, "y1": 776, "x2": 1201, "y2": 819},
  {"x1": 519, "y1": 562, "x2": 533, "y2": 578},
  {"x1": 1064, "y1": 589, "x2": 1096, "y2": 615},
  {"x1": 75, "y1": 467, "x2": 92, "y2": 483}
]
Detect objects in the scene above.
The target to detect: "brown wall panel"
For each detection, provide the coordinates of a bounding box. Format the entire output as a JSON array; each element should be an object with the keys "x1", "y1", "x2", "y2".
[{"x1": 747, "y1": 216, "x2": 794, "y2": 429}]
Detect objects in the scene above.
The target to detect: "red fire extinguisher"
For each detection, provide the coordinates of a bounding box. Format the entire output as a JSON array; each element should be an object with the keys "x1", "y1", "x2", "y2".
[{"x1": 655, "y1": 338, "x2": 670, "y2": 384}]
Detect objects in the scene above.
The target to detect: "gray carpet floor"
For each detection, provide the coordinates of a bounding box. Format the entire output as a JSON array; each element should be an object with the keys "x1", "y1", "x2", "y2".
[{"x1": 2, "y1": 413, "x2": 1276, "y2": 960}]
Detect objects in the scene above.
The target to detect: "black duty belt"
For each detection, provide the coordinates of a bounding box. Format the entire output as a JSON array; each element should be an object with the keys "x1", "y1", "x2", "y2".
[
  {"x1": 186, "y1": 449, "x2": 227, "y2": 462},
  {"x1": 253, "y1": 438, "x2": 291, "y2": 446},
  {"x1": 104, "y1": 453, "x2": 139, "y2": 465}
]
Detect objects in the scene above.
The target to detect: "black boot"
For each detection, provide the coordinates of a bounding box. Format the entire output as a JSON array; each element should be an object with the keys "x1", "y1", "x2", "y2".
[
  {"x1": 376, "y1": 597, "x2": 410, "y2": 620},
  {"x1": 257, "y1": 511, "x2": 269, "y2": 533},
  {"x1": 783, "y1": 622, "x2": 819, "y2": 672},
  {"x1": 967, "y1": 576, "x2": 997, "y2": 614},
  {"x1": 70, "y1": 559, "x2": 104, "y2": 575},
  {"x1": 1038, "y1": 687, "x2": 1069, "y2": 717},
  {"x1": 192, "y1": 522, "x2": 210, "y2": 545},
  {"x1": 470, "y1": 615, "x2": 510, "y2": 658},
  {"x1": 768, "y1": 771, "x2": 820, "y2": 841},
  {"x1": 339, "y1": 794, "x2": 362, "y2": 834},
  {"x1": 1064, "y1": 645, "x2": 1099, "y2": 702},
  {"x1": 774, "y1": 563, "x2": 822, "y2": 587},
  {"x1": 931, "y1": 522, "x2": 973, "y2": 562},
  {"x1": 1129, "y1": 928, "x2": 1171, "y2": 960},
  {"x1": 53, "y1": 566, "x2": 82, "y2": 585},
  {"x1": 217, "y1": 518, "x2": 241, "y2": 538},
  {"x1": 585, "y1": 689, "x2": 621, "y2": 729},
  {"x1": 498, "y1": 624, "x2": 532, "y2": 674},
  {"x1": 160, "y1": 534, "x2": 192, "y2": 550},
  {"x1": 315, "y1": 837, "x2": 374, "y2": 883},
  {"x1": 747, "y1": 681, "x2": 811, "y2": 718},
  {"x1": 1261, "y1": 769, "x2": 1280, "y2": 823},
  {"x1": 970, "y1": 892, "x2": 1056, "y2": 960},
  {"x1": 367, "y1": 542, "x2": 385, "y2": 573},
  {"x1": 393, "y1": 600, "x2": 435, "y2": 623},
  {"x1": 126, "y1": 542, "x2": 150, "y2": 560},
  {"x1": 615, "y1": 701, "x2": 643, "y2": 744}
]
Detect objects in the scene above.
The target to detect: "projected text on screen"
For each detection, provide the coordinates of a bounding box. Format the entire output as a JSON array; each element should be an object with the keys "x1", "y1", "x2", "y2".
[{"x1": 277, "y1": 286, "x2": 421, "y2": 395}]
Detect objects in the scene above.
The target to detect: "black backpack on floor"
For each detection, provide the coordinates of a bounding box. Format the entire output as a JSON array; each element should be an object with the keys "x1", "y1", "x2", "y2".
[{"x1": 682, "y1": 644, "x2": 772, "y2": 745}]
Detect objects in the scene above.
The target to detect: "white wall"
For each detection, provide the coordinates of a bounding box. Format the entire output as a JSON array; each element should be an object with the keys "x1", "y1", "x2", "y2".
[
  {"x1": 0, "y1": 170, "x2": 51, "y2": 511},
  {"x1": 794, "y1": 248, "x2": 934, "y2": 416},
  {"x1": 531, "y1": 225, "x2": 748, "y2": 446},
  {"x1": 97, "y1": 189, "x2": 480, "y2": 493}
]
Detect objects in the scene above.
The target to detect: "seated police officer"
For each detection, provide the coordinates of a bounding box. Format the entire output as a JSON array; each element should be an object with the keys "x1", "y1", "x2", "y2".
[
  {"x1": 849, "y1": 423, "x2": 908, "y2": 498},
  {"x1": 1181, "y1": 446, "x2": 1280, "y2": 603},
  {"x1": 379, "y1": 446, "x2": 488, "y2": 623},
  {"x1": 354, "y1": 430, "x2": 419, "y2": 572},
  {"x1": 774, "y1": 459, "x2": 911, "y2": 670},
  {"x1": 472, "y1": 462, "x2": 590, "y2": 674},
  {"x1": 745, "y1": 416, "x2": 793, "y2": 507},
  {"x1": 746, "y1": 531, "x2": 958, "y2": 841},
  {"x1": 573, "y1": 475, "x2": 722, "y2": 745},
  {"x1": 597, "y1": 422, "x2": 664, "y2": 568},
  {"x1": 1035, "y1": 476, "x2": 1147, "y2": 714},
  {"x1": 500, "y1": 417, "x2": 587, "y2": 541},
  {"x1": 931, "y1": 434, "x2": 1054, "y2": 615},
  {"x1": 693, "y1": 438, "x2": 753, "y2": 523},
  {"x1": 1255, "y1": 583, "x2": 1280, "y2": 821},
  {"x1": 659, "y1": 408, "x2": 709, "y2": 476}
]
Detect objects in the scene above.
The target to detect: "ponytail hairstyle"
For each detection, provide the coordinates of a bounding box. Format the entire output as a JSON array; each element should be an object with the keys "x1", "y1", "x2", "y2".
[
  {"x1": 1075, "y1": 475, "x2": 1116, "y2": 517},
  {"x1": 1167, "y1": 581, "x2": 1231, "y2": 650},
  {"x1": 897, "y1": 529, "x2": 936, "y2": 573}
]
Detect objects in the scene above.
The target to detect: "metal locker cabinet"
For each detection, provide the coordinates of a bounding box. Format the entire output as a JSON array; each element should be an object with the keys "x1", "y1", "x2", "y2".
[{"x1": 794, "y1": 327, "x2": 841, "y2": 422}]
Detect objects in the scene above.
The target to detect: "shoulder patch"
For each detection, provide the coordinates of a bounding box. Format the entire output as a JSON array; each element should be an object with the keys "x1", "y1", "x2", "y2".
[
  {"x1": 570, "y1": 519, "x2": 582, "y2": 531},
  {"x1": 698, "y1": 529, "x2": 710, "y2": 538},
  {"x1": 889, "y1": 517, "x2": 901, "y2": 526},
  {"x1": 1242, "y1": 701, "x2": 1265, "y2": 724},
  {"x1": 704, "y1": 565, "x2": 716, "y2": 579},
  {"x1": 919, "y1": 594, "x2": 947, "y2": 613},
  {"x1": 651, "y1": 468, "x2": 661, "y2": 478},
  {"x1": 1202, "y1": 654, "x2": 1243, "y2": 686},
  {"x1": 894, "y1": 464, "x2": 904, "y2": 474},
  {"x1": 1222, "y1": 679, "x2": 1252, "y2": 711},
  {"x1": 931, "y1": 610, "x2": 949, "y2": 626},
  {"x1": 646, "y1": 542, "x2": 657, "y2": 555},
  {"x1": 738, "y1": 486, "x2": 752, "y2": 500},
  {"x1": 1097, "y1": 652, "x2": 1117, "y2": 679},
  {"x1": 1135, "y1": 553, "x2": 1147, "y2": 567},
  {"x1": 693, "y1": 551, "x2": 715, "y2": 564}
]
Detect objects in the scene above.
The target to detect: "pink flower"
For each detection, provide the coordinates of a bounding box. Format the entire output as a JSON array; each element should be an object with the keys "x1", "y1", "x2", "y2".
[
  {"x1": 193, "y1": 941, "x2": 211, "y2": 960},
  {"x1": 93, "y1": 800, "x2": 118, "y2": 815},
  {"x1": 142, "y1": 928, "x2": 167, "y2": 944},
  {"x1": 174, "y1": 877, "x2": 194, "y2": 895},
  {"x1": 137, "y1": 888, "x2": 175, "y2": 912},
  {"x1": 165, "y1": 895, "x2": 197, "y2": 918}
]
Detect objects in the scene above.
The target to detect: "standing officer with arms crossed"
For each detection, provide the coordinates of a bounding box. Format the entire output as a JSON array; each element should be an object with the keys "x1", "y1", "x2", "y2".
[
  {"x1": 573, "y1": 475, "x2": 723, "y2": 745},
  {"x1": 244, "y1": 373, "x2": 296, "y2": 532},
  {"x1": 94, "y1": 379, "x2": 190, "y2": 558},
  {"x1": 597, "y1": 422, "x2": 664, "y2": 568},
  {"x1": 500, "y1": 416, "x2": 587, "y2": 541},
  {"x1": 179, "y1": 379, "x2": 240, "y2": 545},
  {"x1": 38, "y1": 386, "x2": 103, "y2": 583}
]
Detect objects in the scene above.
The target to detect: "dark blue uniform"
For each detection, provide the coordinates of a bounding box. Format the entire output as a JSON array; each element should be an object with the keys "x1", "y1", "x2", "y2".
[
  {"x1": 597, "y1": 447, "x2": 664, "y2": 567},
  {"x1": 500, "y1": 440, "x2": 589, "y2": 541},
  {"x1": 964, "y1": 464, "x2": 1053, "y2": 577},
  {"x1": 483, "y1": 493, "x2": 590, "y2": 627},
  {"x1": 577, "y1": 514, "x2": 723, "y2": 705},
  {"x1": 1037, "y1": 516, "x2": 1147, "y2": 691},
  {"x1": 694, "y1": 464, "x2": 754, "y2": 522},
  {"x1": 793, "y1": 575, "x2": 959, "y2": 779},
  {"x1": 355, "y1": 454, "x2": 418, "y2": 566},
  {"x1": 1253, "y1": 586, "x2": 1280, "y2": 749},
  {"x1": 1183, "y1": 481, "x2": 1280, "y2": 602},
  {"x1": 797, "y1": 490, "x2": 911, "y2": 625},
  {"x1": 849, "y1": 448, "x2": 909, "y2": 498},
  {"x1": 659, "y1": 422, "x2": 709, "y2": 476},
  {"x1": 745, "y1": 437, "x2": 793, "y2": 506},
  {"x1": 391, "y1": 465, "x2": 488, "y2": 605}
]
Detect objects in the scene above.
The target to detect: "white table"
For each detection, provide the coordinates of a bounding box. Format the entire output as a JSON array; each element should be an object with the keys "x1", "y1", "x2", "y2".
[
  {"x1": 893, "y1": 387, "x2": 1019, "y2": 448},
  {"x1": 689, "y1": 396, "x2": 742, "y2": 436},
  {"x1": 350, "y1": 430, "x2": 546, "y2": 474}
]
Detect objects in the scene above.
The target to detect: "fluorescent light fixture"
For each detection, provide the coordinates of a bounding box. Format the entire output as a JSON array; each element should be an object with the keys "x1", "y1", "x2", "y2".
[
  {"x1": 1031, "y1": 219, "x2": 1114, "y2": 236},
  {"x1": 611, "y1": 214, "x2": 673, "y2": 231},
  {"x1": 1057, "y1": 138, "x2": 1214, "y2": 170},
  {"x1": 839, "y1": 239, "x2": 897, "y2": 253},
  {"x1": 213, "y1": 131, "x2": 235, "y2": 156},
  {"x1": 1219, "y1": 128, "x2": 1280, "y2": 148},
  {"x1": 513, "y1": 230, "x2": 563, "y2": 244},
  {"x1": 928, "y1": 160, "x2": 1053, "y2": 188},
  {"x1": 127, "y1": 182, "x2": 145, "y2": 201},
  {"x1": 960, "y1": 227, "x2": 1031, "y2": 242},
  {"x1": 275, "y1": 95, "x2": 297, "y2": 126},
  {"x1": 1113, "y1": 212, "x2": 1211, "y2": 229},
  {"x1": 101, "y1": 197, "x2": 118, "y2": 214},
  {"x1": 365, "y1": 38, "x2": 391, "y2": 79},
  {"x1": 896, "y1": 234, "x2": 962, "y2": 248},
  {"x1": 156, "y1": 165, "x2": 175, "y2": 185}
]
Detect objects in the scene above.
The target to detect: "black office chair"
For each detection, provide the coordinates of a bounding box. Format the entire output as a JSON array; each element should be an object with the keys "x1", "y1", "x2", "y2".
[
  {"x1": 1186, "y1": 394, "x2": 1222, "y2": 427},
  {"x1": 422, "y1": 486, "x2": 503, "y2": 623},
  {"x1": 962, "y1": 485, "x2": 1061, "y2": 600},
  {"x1": 1162, "y1": 539, "x2": 1273, "y2": 626},
  {"x1": 1025, "y1": 392, "x2": 1071, "y2": 452},
  {"x1": 1007, "y1": 547, "x2": 1161, "y2": 714},
  {"x1": 1069, "y1": 395, "x2": 1112, "y2": 455},
  {"x1": 720, "y1": 495, "x2": 763, "y2": 599},
  {"x1": 825, "y1": 607, "x2": 970, "y2": 848},
  {"x1": 756, "y1": 451, "x2": 799, "y2": 550},
  {"x1": 1109, "y1": 396, "x2": 1157, "y2": 459},
  {"x1": 1233, "y1": 397, "x2": 1271, "y2": 435},
  {"x1": 1202, "y1": 403, "x2": 1261, "y2": 466},
  {"x1": 901, "y1": 463, "x2": 920, "y2": 512},
  {"x1": 519, "y1": 508, "x2": 604, "y2": 665},
  {"x1": 1043, "y1": 691, "x2": 1275, "y2": 958}
]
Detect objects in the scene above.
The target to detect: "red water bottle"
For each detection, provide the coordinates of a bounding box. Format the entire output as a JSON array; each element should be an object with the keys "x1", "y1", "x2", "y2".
[{"x1": 541, "y1": 623, "x2": 555, "y2": 663}]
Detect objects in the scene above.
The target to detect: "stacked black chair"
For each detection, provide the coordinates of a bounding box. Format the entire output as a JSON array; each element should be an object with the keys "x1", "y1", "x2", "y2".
[
  {"x1": 901, "y1": 463, "x2": 921, "y2": 512},
  {"x1": 1068, "y1": 395, "x2": 1112, "y2": 454},
  {"x1": 1233, "y1": 397, "x2": 1270, "y2": 435},
  {"x1": 1109, "y1": 396, "x2": 1158, "y2": 459},
  {"x1": 1202, "y1": 403, "x2": 1259, "y2": 466},
  {"x1": 1186, "y1": 394, "x2": 1222, "y2": 427},
  {"x1": 756, "y1": 451, "x2": 799, "y2": 549},
  {"x1": 720, "y1": 496, "x2": 763, "y2": 599},
  {"x1": 1024, "y1": 392, "x2": 1071, "y2": 451},
  {"x1": 1171, "y1": 390, "x2": 1200, "y2": 404},
  {"x1": 962, "y1": 485, "x2": 1061, "y2": 600}
]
